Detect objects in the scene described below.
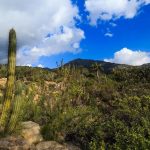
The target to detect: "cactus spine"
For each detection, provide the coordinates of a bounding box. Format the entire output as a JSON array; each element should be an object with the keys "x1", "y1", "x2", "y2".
[{"x1": 0, "y1": 29, "x2": 16, "y2": 132}]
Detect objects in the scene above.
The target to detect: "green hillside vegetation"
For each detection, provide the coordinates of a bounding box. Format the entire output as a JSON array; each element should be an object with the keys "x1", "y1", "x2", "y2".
[{"x1": 0, "y1": 60, "x2": 150, "y2": 149}]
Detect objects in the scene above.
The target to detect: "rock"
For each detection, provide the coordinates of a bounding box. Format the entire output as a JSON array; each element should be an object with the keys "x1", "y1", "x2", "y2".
[
  {"x1": 36, "y1": 141, "x2": 81, "y2": 150},
  {"x1": 0, "y1": 136, "x2": 35, "y2": 150},
  {"x1": 36, "y1": 141, "x2": 67, "y2": 150},
  {"x1": 21, "y1": 121, "x2": 43, "y2": 145}
]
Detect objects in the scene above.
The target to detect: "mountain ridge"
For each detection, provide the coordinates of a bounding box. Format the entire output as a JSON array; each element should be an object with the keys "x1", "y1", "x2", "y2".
[
  {"x1": 65, "y1": 58, "x2": 150, "y2": 73},
  {"x1": 65, "y1": 58, "x2": 129, "y2": 73}
]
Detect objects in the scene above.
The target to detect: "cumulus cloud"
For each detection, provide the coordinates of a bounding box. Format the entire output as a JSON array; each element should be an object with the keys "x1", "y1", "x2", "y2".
[
  {"x1": 37, "y1": 64, "x2": 44, "y2": 68},
  {"x1": 104, "y1": 48, "x2": 150, "y2": 66},
  {"x1": 26, "y1": 64, "x2": 32, "y2": 67},
  {"x1": 145, "y1": 0, "x2": 150, "y2": 4},
  {"x1": 85, "y1": 0, "x2": 150, "y2": 25},
  {"x1": 17, "y1": 26, "x2": 84, "y2": 65},
  {"x1": 0, "y1": 0, "x2": 84, "y2": 65},
  {"x1": 105, "y1": 33, "x2": 113, "y2": 37}
]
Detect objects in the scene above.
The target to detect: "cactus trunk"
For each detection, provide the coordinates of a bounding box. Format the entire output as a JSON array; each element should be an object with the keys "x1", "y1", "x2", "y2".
[
  {"x1": 7, "y1": 96, "x2": 23, "y2": 133},
  {"x1": 0, "y1": 29, "x2": 16, "y2": 132}
]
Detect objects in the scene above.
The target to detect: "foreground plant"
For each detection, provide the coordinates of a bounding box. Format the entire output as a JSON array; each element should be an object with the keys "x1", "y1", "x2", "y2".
[{"x1": 0, "y1": 29, "x2": 16, "y2": 133}]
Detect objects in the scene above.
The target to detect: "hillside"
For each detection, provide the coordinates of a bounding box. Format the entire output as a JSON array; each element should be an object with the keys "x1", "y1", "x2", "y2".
[
  {"x1": 65, "y1": 58, "x2": 150, "y2": 73},
  {"x1": 0, "y1": 59, "x2": 150, "y2": 149},
  {"x1": 65, "y1": 58, "x2": 128, "y2": 73}
]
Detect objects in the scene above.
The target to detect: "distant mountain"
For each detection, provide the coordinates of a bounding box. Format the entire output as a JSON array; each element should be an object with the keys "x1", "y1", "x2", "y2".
[
  {"x1": 141, "y1": 63, "x2": 150, "y2": 68},
  {"x1": 1, "y1": 59, "x2": 150, "y2": 73},
  {"x1": 65, "y1": 58, "x2": 129, "y2": 73}
]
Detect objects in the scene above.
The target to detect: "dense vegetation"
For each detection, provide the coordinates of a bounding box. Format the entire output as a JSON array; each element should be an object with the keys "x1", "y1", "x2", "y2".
[{"x1": 0, "y1": 60, "x2": 150, "y2": 149}]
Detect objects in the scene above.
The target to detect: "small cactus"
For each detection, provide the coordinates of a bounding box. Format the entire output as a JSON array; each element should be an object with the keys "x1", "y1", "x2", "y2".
[{"x1": 0, "y1": 29, "x2": 16, "y2": 132}]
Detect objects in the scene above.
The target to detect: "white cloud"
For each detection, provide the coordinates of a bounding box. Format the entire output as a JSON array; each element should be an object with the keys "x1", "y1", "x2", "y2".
[
  {"x1": 145, "y1": 0, "x2": 150, "y2": 4},
  {"x1": 85, "y1": 0, "x2": 150, "y2": 25},
  {"x1": 37, "y1": 64, "x2": 44, "y2": 68},
  {"x1": 26, "y1": 64, "x2": 32, "y2": 67},
  {"x1": 104, "y1": 48, "x2": 150, "y2": 66},
  {"x1": 105, "y1": 33, "x2": 113, "y2": 37},
  {"x1": 0, "y1": 0, "x2": 84, "y2": 65},
  {"x1": 17, "y1": 26, "x2": 84, "y2": 65}
]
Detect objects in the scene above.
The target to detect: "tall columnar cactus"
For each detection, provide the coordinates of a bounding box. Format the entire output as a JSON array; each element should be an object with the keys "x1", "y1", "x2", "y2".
[{"x1": 0, "y1": 29, "x2": 16, "y2": 131}]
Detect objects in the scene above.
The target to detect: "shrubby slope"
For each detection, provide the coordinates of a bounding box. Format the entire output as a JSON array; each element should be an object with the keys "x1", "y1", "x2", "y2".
[{"x1": 0, "y1": 59, "x2": 150, "y2": 149}]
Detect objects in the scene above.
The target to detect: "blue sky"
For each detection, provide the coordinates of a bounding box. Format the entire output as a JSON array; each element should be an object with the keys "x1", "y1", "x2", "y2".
[
  {"x1": 0, "y1": 0, "x2": 150, "y2": 68},
  {"x1": 40, "y1": 0, "x2": 150, "y2": 68}
]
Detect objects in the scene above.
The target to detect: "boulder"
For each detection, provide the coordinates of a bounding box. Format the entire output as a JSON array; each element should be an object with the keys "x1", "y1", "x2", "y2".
[
  {"x1": 21, "y1": 121, "x2": 43, "y2": 145},
  {"x1": 0, "y1": 136, "x2": 35, "y2": 150}
]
